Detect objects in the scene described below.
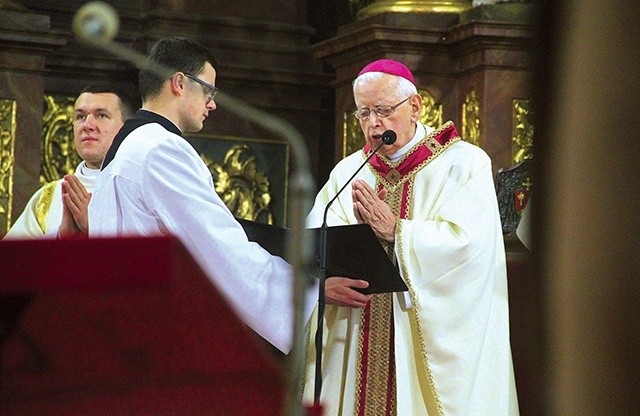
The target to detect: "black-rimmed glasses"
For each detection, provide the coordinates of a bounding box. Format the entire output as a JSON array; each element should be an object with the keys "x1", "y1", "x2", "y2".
[
  {"x1": 353, "y1": 96, "x2": 411, "y2": 121},
  {"x1": 184, "y1": 73, "x2": 218, "y2": 104}
]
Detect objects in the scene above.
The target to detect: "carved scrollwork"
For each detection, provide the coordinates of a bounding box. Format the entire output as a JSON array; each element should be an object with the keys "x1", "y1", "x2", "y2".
[
  {"x1": 202, "y1": 144, "x2": 274, "y2": 225},
  {"x1": 512, "y1": 99, "x2": 534, "y2": 164},
  {"x1": 40, "y1": 95, "x2": 79, "y2": 184},
  {"x1": 342, "y1": 111, "x2": 364, "y2": 158},
  {"x1": 462, "y1": 89, "x2": 481, "y2": 146},
  {"x1": 418, "y1": 89, "x2": 443, "y2": 129},
  {"x1": 0, "y1": 99, "x2": 17, "y2": 232}
]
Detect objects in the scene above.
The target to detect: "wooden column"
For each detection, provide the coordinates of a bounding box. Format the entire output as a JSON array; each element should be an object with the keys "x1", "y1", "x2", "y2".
[{"x1": 0, "y1": 8, "x2": 65, "y2": 233}]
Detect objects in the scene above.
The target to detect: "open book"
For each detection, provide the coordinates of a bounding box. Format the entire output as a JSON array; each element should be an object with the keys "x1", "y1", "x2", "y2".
[{"x1": 237, "y1": 218, "x2": 408, "y2": 295}]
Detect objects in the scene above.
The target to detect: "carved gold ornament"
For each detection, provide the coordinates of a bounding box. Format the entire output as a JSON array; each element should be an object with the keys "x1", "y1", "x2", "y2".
[
  {"x1": 40, "y1": 95, "x2": 79, "y2": 184},
  {"x1": 343, "y1": 112, "x2": 364, "y2": 158},
  {"x1": 0, "y1": 99, "x2": 17, "y2": 233},
  {"x1": 461, "y1": 89, "x2": 481, "y2": 146},
  {"x1": 202, "y1": 144, "x2": 274, "y2": 225},
  {"x1": 418, "y1": 89, "x2": 442, "y2": 129},
  {"x1": 512, "y1": 99, "x2": 533, "y2": 163}
]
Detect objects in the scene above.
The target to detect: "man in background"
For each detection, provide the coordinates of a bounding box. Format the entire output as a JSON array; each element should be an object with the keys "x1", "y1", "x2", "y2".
[{"x1": 3, "y1": 84, "x2": 136, "y2": 239}]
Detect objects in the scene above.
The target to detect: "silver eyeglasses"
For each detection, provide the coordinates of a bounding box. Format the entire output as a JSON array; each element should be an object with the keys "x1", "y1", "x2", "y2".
[
  {"x1": 184, "y1": 73, "x2": 218, "y2": 104},
  {"x1": 353, "y1": 97, "x2": 411, "y2": 121}
]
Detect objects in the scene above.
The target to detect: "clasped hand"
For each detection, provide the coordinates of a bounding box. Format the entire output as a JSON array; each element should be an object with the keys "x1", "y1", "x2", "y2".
[
  {"x1": 59, "y1": 174, "x2": 91, "y2": 238},
  {"x1": 351, "y1": 179, "x2": 396, "y2": 242},
  {"x1": 325, "y1": 179, "x2": 396, "y2": 308}
]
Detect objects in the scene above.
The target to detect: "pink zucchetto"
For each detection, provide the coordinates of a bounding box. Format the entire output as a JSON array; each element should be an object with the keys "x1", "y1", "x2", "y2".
[{"x1": 357, "y1": 59, "x2": 415, "y2": 85}]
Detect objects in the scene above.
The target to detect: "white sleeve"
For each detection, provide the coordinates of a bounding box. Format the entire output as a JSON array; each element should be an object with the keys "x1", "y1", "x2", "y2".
[{"x1": 140, "y1": 140, "x2": 315, "y2": 353}]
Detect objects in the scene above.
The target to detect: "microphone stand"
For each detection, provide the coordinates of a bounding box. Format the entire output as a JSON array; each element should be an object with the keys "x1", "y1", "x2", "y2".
[{"x1": 313, "y1": 136, "x2": 393, "y2": 405}]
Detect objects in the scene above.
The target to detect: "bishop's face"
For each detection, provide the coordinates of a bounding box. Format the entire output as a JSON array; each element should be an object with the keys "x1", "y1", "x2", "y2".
[{"x1": 353, "y1": 74, "x2": 421, "y2": 157}]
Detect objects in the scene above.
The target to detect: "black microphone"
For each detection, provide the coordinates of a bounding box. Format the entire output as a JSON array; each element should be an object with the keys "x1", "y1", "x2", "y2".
[
  {"x1": 319, "y1": 129, "x2": 396, "y2": 233},
  {"x1": 381, "y1": 129, "x2": 397, "y2": 145},
  {"x1": 313, "y1": 129, "x2": 396, "y2": 404}
]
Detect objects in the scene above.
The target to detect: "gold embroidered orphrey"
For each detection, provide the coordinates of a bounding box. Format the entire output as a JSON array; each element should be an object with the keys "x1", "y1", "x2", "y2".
[{"x1": 353, "y1": 122, "x2": 459, "y2": 416}]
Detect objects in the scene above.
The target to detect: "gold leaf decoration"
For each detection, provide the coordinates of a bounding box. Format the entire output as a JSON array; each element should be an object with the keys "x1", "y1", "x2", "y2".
[
  {"x1": 343, "y1": 111, "x2": 364, "y2": 158},
  {"x1": 512, "y1": 99, "x2": 534, "y2": 163},
  {"x1": 40, "y1": 95, "x2": 79, "y2": 184},
  {"x1": 462, "y1": 89, "x2": 481, "y2": 146},
  {"x1": 353, "y1": 0, "x2": 473, "y2": 18},
  {"x1": 202, "y1": 144, "x2": 274, "y2": 225},
  {"x1": 418, "y1": 89, "x2": 443, "y2": 129},
  {"x1": 0, "y1": 99, "x2": 17, "y2": 232}
]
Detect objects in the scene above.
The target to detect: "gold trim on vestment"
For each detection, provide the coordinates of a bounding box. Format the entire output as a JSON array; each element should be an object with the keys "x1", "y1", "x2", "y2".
[
  {"x1": 370, "y1": 122, "x2": 461, "y2": 196},
  {"x1": 370, "y1": 123, "x2": 461, "y2": 224},
  {"x1": 355, "y1": 292, "x2": 395, "y2": 415},
  {"x1": 384, "y1": 182, "x2": 403, "y2": 218},
  {"x1": 353, "y1": 123, "x2": 458, "y2": 414},
  {"x1": 381, "y1": 121, "x2": 455, "y2": 168},
  {"x1": 36, "y1": 180, "x2": 57, "y2": 234},
  {"x1": 397, "y1": 221, "x2": 445, "y2": 415},
  {"x1": 354, "y1": 174, "x2": 399, "y2": 415}
]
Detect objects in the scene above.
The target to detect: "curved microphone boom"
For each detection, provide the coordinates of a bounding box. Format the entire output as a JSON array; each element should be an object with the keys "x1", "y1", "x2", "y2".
[
  {"x1": 314, "y1": 129, "x2": 396, "y2": 404},
  {"x1": 71, "y1": 5, "x2": 317, "y2": 415}
]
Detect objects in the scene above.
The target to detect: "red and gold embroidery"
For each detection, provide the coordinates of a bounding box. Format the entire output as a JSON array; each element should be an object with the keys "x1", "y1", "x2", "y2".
[{"x1": 353, "y1": 122, "x2": 460, "y2": 415}]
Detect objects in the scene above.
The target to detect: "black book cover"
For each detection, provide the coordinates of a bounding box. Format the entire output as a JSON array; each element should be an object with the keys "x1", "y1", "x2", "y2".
[{"x1": 237, "y1": 218, "x2": 408, "y2": 295}]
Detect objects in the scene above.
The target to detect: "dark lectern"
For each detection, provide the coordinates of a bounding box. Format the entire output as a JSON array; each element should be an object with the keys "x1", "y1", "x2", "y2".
[{"x1": 0, "y1": 236, "x2": 284, "y2": 415}]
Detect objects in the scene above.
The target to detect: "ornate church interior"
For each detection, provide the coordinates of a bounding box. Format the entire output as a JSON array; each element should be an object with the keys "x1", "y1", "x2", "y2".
[{"x1": 1, "y1": 0, "x2": 638, "y2": 415}]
